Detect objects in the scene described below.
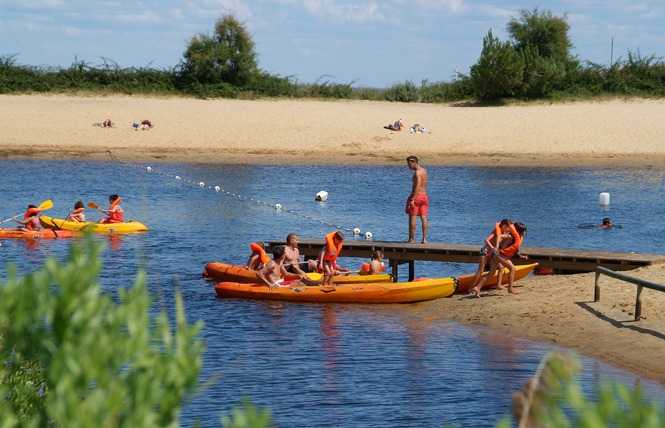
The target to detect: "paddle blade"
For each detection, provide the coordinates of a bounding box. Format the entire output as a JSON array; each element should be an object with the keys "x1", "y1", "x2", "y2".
[
  {"x1": 87, "y1": 202, "x2": 101, "y2": 210},
  {"x1": 38, "y1": 199, "x2": 53, "y2": 211}
]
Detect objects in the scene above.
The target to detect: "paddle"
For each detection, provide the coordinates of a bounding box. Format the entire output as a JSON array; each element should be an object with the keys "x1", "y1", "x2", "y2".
[
  {"x1": 87, "y1": 202, "x2": 104, "y2": 212},
  {"x1": 0, "y1": 199, "x2": 53, "y2": 224}
]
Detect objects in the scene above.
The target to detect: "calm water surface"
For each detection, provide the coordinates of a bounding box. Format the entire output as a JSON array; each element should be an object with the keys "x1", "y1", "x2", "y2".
[{"x1": 1, "y1": 159, "x2": 664, "y2": 427}]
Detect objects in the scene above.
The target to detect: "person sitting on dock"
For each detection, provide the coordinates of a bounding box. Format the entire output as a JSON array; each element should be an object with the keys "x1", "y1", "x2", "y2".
[
  {"x1": 319, "y1": 231, "x2": 345, "y2": 286},
  {"x1": 257, "y1": 245, "x2": 319, "y2": 289},
  {"x1": 471, "y1": 222, "x2": 528, "y2": 297}
]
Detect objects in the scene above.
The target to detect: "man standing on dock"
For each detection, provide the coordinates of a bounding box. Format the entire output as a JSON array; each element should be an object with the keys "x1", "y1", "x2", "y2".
[{"x1": 406, "y1": 155, "x2": 429, "y2": 244}]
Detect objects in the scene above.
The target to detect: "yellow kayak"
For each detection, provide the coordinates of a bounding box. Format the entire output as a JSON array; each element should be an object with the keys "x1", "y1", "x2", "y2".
[
  {"x1": 40, "y1": 215, "x2": 148, "y2": 234},
  {"x1": 215, "y1": 276, "x2": 457, "y2": 303}
]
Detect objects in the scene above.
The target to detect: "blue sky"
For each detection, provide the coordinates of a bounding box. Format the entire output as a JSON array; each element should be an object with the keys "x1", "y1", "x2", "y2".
[{"x1": 1, "y1": 1, "x2": 663, "y2": 88}]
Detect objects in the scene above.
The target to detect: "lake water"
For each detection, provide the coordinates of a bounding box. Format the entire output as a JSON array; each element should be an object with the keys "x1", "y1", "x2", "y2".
[{"x1": 1, "y1": 159, "x2": 664, "y2": 427}]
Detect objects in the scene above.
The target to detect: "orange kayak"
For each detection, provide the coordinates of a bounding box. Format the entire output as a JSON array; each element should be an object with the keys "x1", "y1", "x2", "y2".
[
  {"x1": 214, "y1": 276, "x2": 457, "y2": 304},
  {"x1": 0, "y1": 228, "x2": 75, "y2": 239},
  {"x1": 203, "y1": 262, "x2": 394, "y2": 284},
  {"x1": 455, "y1": 263, "x2": 538, "y2": 293}
]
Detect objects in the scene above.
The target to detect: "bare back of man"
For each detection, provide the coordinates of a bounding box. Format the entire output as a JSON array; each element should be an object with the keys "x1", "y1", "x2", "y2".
[{"x1": 257, "y1": 245, "x2": 320, "y2": 289}]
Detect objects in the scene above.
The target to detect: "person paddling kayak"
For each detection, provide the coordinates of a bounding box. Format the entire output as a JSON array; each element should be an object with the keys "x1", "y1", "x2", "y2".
[{"x1": 98, "y1": 194, "x2": 125, "y2": 224}]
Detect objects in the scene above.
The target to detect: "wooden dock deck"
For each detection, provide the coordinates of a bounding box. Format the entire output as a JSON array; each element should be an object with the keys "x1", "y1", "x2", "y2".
[{"x1": 265, "y1": 239, "x2": 665, "y2": 280}]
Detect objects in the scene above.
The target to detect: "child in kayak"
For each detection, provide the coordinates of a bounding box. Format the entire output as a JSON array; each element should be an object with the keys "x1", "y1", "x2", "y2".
[
  {"x1": 12, "y1": 205, "x2": 42, "y2": 232},
  {"x1": 99, "y1": 194, "x2": 125, "y2": 224},
  {"x1": 66, "y1": 201, "x2": 86, "y2": 222}
]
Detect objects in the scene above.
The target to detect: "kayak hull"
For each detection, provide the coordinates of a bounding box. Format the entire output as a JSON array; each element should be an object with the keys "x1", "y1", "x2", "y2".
[
  {"x1": 0, "y1": 228, "x2": 75, "y2": 239},
  {"x1": 40, "y1": 215, "x2": 148, "y2": 234},
  {"x1": 203, "y1": 262, "x2": 393, "y2": 284},
  {"x1": 214, "y1": 277, "x2": 457, "y2": 303},
  {"x1": 456, "y1": 263, "x2": 538, "y2": 293}
]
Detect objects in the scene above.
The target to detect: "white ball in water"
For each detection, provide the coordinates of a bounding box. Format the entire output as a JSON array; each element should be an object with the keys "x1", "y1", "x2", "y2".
[
  {"x1": 275, "y1": 204, "x2": 282, "y2": 210},
  {"x1": 365, "y1": 231, "x2": 373, "y2": 240},
  {"x1": 146, "y1": 166, "x2": 152, "y2": 171},
  {"x1": 199, "y1": 182, "x2": 205, "y2": 187},
  {"x1": 175, "y1": 176, "x2": 181, "y2": 180},
  {"x1": 214, "y1": 186, "x2": 220, "y2": 191},
  {"x1": 353, "y1": 228, "x2": 361, "y2": 235}
]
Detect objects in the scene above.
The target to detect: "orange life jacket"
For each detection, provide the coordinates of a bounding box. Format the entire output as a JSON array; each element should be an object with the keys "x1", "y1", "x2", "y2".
[
  {"x1": 108, "y1": 197, "x2": 125, "y2": 222},
  {"x1": 24, "y1": 208, "x2": 42, "y2": 231},
  {"x1": 250, "y1": 243, "x2": 271, "y2": 266},
  {"x1": 360, "y1": 261, "x2": 385, "y2": 273},
  {"x1": 500, "y1": 224, "x2": 522, "y2": 258},
  {"x1": 323, "y1": 231, "x2": 343, "y2": 261},
  {"x1": 70, "y1": 207, "x2": 85, "y2": 222}
]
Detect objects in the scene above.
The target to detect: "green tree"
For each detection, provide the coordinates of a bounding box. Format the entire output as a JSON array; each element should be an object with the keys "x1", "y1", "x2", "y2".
[
  {"x1": 507, "y1": 8, "x2": 574, "y2": 97},
  {"x1": 0, "y1": 238, "x2": 204, "y2": 426},
  {"x1": 177, "y1": 14, "x2": 259, "y2": 90},
  {"x1": 507, "y1": 7, "x2": 573, "y2": 62},
  {"x1": 470, "y1": 29, "x2": 525, "y2": 99}
]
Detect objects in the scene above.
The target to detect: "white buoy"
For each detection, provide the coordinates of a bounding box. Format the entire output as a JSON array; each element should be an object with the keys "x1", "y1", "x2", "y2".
[
  {"x1": 175, "y1": 176, "x2": 181, "y2": 180},
  {"x1": 275, "y1": 204, "x2": 282, "y2": 211},
  {"x1": 315, "y1": 190, "x2": 328, "y2": 202},
  {"x1": 214, "y1": 186, "x2": 220, "y2": 191},
  {"x1": 199, "y1": 182, "x2": 205, "y2": 187},
  {"x1": 599, "y1": 192, "x2": 610, "y2": 206},
  {"x1": 146, "y1": 166, "x2": 152, "y2": 171},
  {"x1": 365, "y1": 231, "x2": 373, "y2": 240},
  {"x1": 353, "y1": 228, "x2": 361, "y2": 235}
]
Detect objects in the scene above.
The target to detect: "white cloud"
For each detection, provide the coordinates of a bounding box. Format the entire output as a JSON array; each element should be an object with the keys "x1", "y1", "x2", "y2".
[
  {"x1": 116, "y1": 9, "x2": 162, "y2": 24},
  {"x1": 303, "y1": 0, "x2": 386, "y2": 23}
]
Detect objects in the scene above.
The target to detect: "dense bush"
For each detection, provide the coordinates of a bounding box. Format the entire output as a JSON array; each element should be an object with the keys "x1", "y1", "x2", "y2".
[{"x1": 0, "y1": 238, "x2": 204, "y2": 426}]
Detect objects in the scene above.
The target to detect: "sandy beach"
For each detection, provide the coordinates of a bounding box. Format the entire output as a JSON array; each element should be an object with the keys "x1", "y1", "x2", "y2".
[{"x1": 2, "y1": 94, "x2": 665, "y2": 385}]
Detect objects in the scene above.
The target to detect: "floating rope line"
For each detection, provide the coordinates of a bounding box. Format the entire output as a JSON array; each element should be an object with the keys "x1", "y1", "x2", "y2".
[{"x1": 108, "y1": 151, "x2": 373, "y2": 239}]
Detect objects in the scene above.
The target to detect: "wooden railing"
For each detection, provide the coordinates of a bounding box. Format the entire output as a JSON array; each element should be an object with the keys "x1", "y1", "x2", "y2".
[{"x1": 594, "y1": 266, "x2": 665, "y2": 321}]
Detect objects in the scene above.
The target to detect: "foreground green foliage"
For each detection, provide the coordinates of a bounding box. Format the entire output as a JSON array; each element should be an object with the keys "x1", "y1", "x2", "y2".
[
  {"x1": 0, "y1": 238, "x2": 204, "y2": 427},
  {"x1": 500, "y1": 351, "x2": 664, "y2": 428}
]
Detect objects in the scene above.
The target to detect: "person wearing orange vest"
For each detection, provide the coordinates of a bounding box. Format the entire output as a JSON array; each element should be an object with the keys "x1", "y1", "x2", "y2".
[
  {"x1": 65, "y1": 201, "x2": 86, "y2": 222},
  {"x1": 468, "y1": 219, "x2": 512, "y2": 294},
  {"x1": 360, "y1": 251, "x2": 386, "y2": 275},
  {"x1": 99, "y1": 194, "x2": 125, "y2": 224},
  {"x1": 471, "y1": 222, "x2": 528, "y2": 298},
  {"x1": 318, "y1": 231, "x2": 345, "y2": 286},
  {"x1": 12, "y1": 205, "x2": 42, "y2": 232},
  {"x1": 247, "y1": 241, "x2": 271, "y2": 270}
]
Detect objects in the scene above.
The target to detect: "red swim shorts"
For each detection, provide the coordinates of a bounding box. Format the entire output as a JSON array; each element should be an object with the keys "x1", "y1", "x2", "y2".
[{"x1": 405, "y1": 194, "x2": 429, "y2": 216}]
